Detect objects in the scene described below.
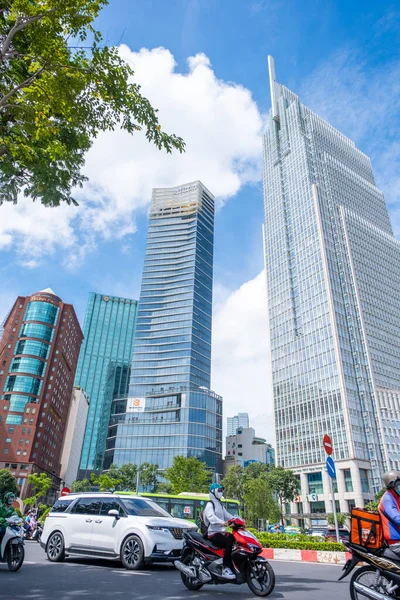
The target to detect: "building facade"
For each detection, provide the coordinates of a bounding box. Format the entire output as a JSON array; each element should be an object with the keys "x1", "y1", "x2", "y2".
[
  {"x1": 75, "y1": 293, "x2": 138, "y2": 477},
  {"x1": 60, "y1": 387, "x2": 90, "y2": 486},
  {"x1": 224, "y1": 427, "x2": 275, "y2": 475},
  {"x1": 227, "y1": 412, "x2": 249, "y2": 436},
  {"x1": 263, "y1": 57, "x2": 400, "y2": 525},
  {"x1": 105, "y1": 181, "x2": 223, "y2": 473},
  {"x1": 0, "y1": 289, "x2": 83, "y2": 499}
]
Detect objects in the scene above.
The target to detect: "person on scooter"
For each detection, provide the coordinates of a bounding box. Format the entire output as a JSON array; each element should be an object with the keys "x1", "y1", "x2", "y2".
[
  {"x1": 379, "y1": 470, "x2": 400, "y2": 555},
  {"x1": 204, "y1": 483, "x2": 236, "y2": 580},
  {"x1": 0, "y1": 492, "x2": 17, "y2": 548}
]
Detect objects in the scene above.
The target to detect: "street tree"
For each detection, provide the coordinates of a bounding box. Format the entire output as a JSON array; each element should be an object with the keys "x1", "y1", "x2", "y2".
[
  {"x1": 0, "y1": 0, "x2": 185, "y2": 207},
  {"x1": 267, "y1": 466, "x2": 299, "y2": 526},
  {"x1": 221, "y1": 465, "x2": 245, "y2": 503},
  {"x1": 70, "y1": 479, "x2": 91, "y2": 492},
  {"x1": 90, "y1": 471, "x2": 122, "y2": 492},
  {"x1": 112, "y1": 463, "x2": 137, "y2": 491},
  {"x1": 327, "y1": 513, "x2": 347, "y2": 528},
  {"x1": 139, "y1": 462, "x2": 159, "y2": 492},
  {"x1": 23, "y1": 472, "x2": 52, "y2": 508},
  {"x1": 243, "y1": 474, "x2": 281, "y2": 528},
  {"x1": 0, "y1": 468, "x2": 19, "y2": 499},
  {"x1": 165, "y1": 456, "x2": 211, "y2": 494},
  {"x1": 365, "y1": 488, "x2": 386, "y2": 511}
]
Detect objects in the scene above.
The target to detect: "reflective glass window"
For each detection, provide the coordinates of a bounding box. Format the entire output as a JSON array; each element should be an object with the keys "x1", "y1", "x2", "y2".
[
  {"x1": 20, "y1": 323, "x2": 53, "y2": 342},
  {"x1": 15, "y1": 339, "x2": 49, "y2": 359},
  {"x1": 24, "y1": 301, "x2": 58, "y2": 325},
  {"x1": 10, "y1": 357, "x2": 45, "y2": 377}
]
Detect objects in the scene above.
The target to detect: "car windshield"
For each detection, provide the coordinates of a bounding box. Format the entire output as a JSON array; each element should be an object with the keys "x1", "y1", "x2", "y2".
[{"x1": 120, "y1": 497, "x2": 171, "y2": 517}]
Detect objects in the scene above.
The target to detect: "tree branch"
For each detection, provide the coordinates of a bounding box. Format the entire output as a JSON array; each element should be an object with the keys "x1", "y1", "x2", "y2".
[
  {"x1": 0, "y1": 67, "x2": 45, "y2": 108},
  {"x1": 0, "y1": 10, "x2": 55, "y2": 60}
]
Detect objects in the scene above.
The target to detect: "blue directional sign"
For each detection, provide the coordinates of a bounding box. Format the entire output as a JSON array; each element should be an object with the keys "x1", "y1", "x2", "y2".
[{"x1": 326, "y1": 456, "x2": 336, "y2": 479}]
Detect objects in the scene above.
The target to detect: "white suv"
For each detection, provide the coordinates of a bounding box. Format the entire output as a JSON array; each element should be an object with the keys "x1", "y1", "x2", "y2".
[{"x1": 41, "y1": 493, "x2": 198, "y2": 569}]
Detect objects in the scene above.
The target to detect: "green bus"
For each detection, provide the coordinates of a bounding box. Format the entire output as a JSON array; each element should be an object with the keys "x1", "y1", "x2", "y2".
[{"x1": 118, "y1": 491, "x2": 240, "y2": 523}]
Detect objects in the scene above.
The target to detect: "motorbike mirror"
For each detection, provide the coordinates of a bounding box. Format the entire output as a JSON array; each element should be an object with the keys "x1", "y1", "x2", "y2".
[{"x1": 108, "y1": 509, "x2": 120, "y2": 519}]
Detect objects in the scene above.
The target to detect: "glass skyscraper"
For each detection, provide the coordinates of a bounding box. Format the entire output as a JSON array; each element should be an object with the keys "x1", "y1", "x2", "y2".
[
  {"x1": 105, "y1": 181, "x2": 223, "y2": 472},
  {"x1": 263, "y1": 57, "x2": 400, "y2": 523},
  {"x1": 75, "y1": 293, "x2": 138, "y2": 477}
]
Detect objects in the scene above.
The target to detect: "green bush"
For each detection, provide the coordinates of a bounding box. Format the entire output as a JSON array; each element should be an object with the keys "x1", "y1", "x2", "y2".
[
  {"x1": 258, "y1": 533, "x2": 325, "y2": 543},
  {"x1": 257, "y1": 533, "x2": 345, "y2": 552}
]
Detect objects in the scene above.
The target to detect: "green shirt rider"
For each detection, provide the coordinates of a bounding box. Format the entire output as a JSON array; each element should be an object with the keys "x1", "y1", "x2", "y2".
[{"x1": 0, "y1": 493, "x2": 17, "y2": 547}]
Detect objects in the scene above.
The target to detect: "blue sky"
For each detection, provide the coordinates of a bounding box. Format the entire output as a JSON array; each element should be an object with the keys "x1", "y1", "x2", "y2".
[{"x1": 1, "y1": 0, "x2": 399, "y2": 440}]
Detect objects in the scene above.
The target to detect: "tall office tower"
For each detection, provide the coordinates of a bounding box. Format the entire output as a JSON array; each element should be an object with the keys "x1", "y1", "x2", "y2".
[
  {"x1": 60, "y1": 387, "x2": 90, "y2": 486},
  {"x1": 75, "y1": 293, "x2": 138, "y2": 477},
  {"x1": 227, "y1": 413, "x2": 250, "y2": 436},
  {"x1": 105, "y1": 181, "x2": 223, "y2": 473},
  {"x1": 0, "y1": 289, "x2": 83, "y2": 499},
  {"x1": 263, "y1": 57, "x2": 400, "y2": 524}
]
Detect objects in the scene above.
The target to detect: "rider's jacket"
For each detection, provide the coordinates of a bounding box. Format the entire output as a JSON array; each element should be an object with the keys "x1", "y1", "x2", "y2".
[
  {"x1": 204, "y1": 496, "x2": 234, "y2": 537},
  {"x1": 0, "y1": 503, "x2": 16, "y2": 529},
  {"x1": 379, "y1": 489, "x2": 400, "y2": 544}
]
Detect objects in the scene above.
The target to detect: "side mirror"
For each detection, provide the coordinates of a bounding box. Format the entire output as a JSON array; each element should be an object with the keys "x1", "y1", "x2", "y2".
[{"x1": 108, "y1": 509, "x2": 120, "y2": 519}]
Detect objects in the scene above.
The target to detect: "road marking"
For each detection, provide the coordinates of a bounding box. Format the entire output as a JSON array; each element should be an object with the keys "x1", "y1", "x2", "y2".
[
  {"x1": 111, "y1": 570, "x2": 151, "y2": 576},
  {"x1": 24, "y1": 561, "x2": 37, "y2": 564}
]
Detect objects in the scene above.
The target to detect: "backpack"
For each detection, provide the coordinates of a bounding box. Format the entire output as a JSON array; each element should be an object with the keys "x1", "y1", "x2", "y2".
[
  {"x1": 350, "y1": 507, "x2": 384, "y2": 550},
  {"x1": 198, "y1": 502, "x2": 211, "y2": 536}
]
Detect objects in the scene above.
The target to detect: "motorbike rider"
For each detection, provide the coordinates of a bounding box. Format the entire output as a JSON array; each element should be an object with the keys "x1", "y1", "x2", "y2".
[
  {"x1": 378, "y1": 471, "x2": 400, "y2": 555},
  {"x1": 204, "y1": 483, "x2": 236, "y2": 580},
  {"x1": 0, "y1": 492, "x2": 17, "y2": 548}
]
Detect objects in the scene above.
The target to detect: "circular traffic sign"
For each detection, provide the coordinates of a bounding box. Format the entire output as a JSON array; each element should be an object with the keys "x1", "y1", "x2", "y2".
[
  {"x1": 323, "y1": 434, "x2": 333, "y2": 455},
  {"x1": 61, "y1": 487, "x2": 70, "y2": 496}
]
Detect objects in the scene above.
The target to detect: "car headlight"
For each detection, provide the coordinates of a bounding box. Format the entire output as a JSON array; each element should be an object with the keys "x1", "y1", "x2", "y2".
[{"x1": 146, "y1": 525, "x2": 170, "y2": 533}]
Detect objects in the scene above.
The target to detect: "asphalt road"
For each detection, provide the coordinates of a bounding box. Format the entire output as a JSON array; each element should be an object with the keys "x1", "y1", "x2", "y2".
[{"x1": 0, "y1": 541, "x2": 352, "y2": 600}]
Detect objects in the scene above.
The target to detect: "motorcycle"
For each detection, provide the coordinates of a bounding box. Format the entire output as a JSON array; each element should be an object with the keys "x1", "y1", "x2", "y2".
[
  {"x1": 339, "y1": 540, "x2": 400, "y2": 599},
  {"x1": 0, "y1": 516, "x2": 25, "y2": 571},
  {"x1": 32, "y1": 522, "x2": 43, "y2": 544},
  {"x1": 174, "y1": 517, "x2": 275, "y2": 597}
]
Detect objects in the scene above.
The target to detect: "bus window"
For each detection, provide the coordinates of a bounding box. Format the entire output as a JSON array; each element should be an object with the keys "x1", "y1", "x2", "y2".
[
  {"x1": 225, "y1": 502, "x2": 240, "y2": 515},
  {"x1": 170, "y1": 499, "x2": 195, "y2": 520},
  {"x1": 153, "y1": 498, "x2": 170, "y2": 514},
  {"x1": 194, "y1": 499, "x2": 207, "y2": 522}
]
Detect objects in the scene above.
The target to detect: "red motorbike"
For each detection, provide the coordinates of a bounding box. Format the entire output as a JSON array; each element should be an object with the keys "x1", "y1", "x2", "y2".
[{"x1": 174, "y1": 517, "x2": 275, "y2": 597}]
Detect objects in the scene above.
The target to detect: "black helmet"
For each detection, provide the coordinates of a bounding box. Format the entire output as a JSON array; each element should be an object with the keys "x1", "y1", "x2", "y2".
[{"x1": 383, "y1": 471, "x2": 400, "y2": 489}]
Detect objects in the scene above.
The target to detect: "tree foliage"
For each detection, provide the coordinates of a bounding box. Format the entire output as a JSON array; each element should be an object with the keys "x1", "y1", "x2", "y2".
[
  {"x1": 266, "y1": 466, "x2": 299, "y2": 525},
  {"x1": 243, "y1": 474, "x2": 281, "y2": 528},
  {"x1": 327, "y1": 512, "x2": 348, "y2": 528},
  {"x1": 0, "y1": 468, "x2": 19, "y2": 499},
  {"x1": 139, "y1": 462, "x2": 159, "y2": 492},
  {"x1": 111, "y1": 463, "x2": 137, "y2": 491},
  {"x1": 90, "y1": 470, "x2": 121, "y2": 492},
  {"x1": 165, "y1": 456, "x2": 211, "y2": 494},
  {"x1": 23, "y1": 472, "x2": 52, "y2": 507},
  {"x1": 70, "y1": 478, "x2": 91, "y2": 492},
  {"x1": 0, "y1": 0, "x2": 185, "y2": 207},
  {"x1": 365, "y1": 488, "x2": 386, "y2": 512}
]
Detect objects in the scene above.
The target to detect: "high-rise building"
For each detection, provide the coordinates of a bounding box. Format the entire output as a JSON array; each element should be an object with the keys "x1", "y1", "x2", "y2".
[
  {"x1": 0, "y1": 288, "x2": 83, "y2": 499},
  {"x1": 227, "y1": 413, "x2": 249, "y2": 436},
  {"x1": 263, "y1": 57, "x2": 400, "y2": 524},
  {"x1": 105, "y1": 181, "x2": 223, "y2": 473},
  {"x1": 75, "y1": 293, "x2": 138, "y2": 477},
  {"x1": 223, "y1": 426, "x2": 275, "y2": 475},
  {"x1": 60, "y1": 387, "x2": 90, "y2": 486}
]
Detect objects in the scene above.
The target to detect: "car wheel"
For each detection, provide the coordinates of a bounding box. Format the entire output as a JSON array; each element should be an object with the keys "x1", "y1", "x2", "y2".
[
  {"x1": 121, "y1": 535, "x2": 144, "y2": 570},
  {"x1": 46, "y1": 531, "x2": 65, "y2": 562}
]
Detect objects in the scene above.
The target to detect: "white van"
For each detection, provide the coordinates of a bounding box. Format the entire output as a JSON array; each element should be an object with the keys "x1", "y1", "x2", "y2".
[{"x1": 41, "y1": 492, "x2": 197, "y2": 569}]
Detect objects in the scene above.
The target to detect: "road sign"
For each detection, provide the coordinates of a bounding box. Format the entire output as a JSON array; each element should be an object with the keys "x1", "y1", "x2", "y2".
[
  {"x1": 326, "y1": 456, "x2": 336, "y2": 479},
  {"x1": 323, "y1": 434, "x2": 333, "y2": 455},
  {"x1": 61, "y1": 487, "x2": 70, "y2": 496}
]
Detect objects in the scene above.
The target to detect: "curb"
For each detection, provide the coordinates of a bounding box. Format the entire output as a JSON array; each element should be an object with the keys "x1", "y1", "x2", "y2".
[{"x1": 261, "y1": 548, "x2": 351, "y2": 565}]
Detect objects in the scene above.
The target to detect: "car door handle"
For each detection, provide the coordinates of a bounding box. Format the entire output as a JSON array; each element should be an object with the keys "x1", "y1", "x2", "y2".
[
  {"x1": 86, "y1": 519, "x2": 93, "y2": 523},
  {"x1": 95, "y1": 520, "x2": 102, "y2": 523}
]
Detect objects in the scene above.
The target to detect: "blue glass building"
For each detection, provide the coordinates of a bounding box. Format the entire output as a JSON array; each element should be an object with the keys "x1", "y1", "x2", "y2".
[
  {"x1": 75, "y1": 293, "x2": 138, "y2": 476},
  {"x1": 105, "y1": 181, "x2": 223, "y2": 472}
]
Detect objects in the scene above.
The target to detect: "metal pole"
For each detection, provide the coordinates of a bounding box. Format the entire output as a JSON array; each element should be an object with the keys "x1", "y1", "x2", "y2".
[
  {"x1": 136, "y1": 470, "x2": 140, "y2": 494},
  {"x1": 329, "y1": 475, "x2": 340, "y2": 543}
]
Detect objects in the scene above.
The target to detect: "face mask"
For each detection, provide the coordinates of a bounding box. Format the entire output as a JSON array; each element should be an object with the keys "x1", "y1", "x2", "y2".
[
  {"x1": 214, "y1": 489, "x2": 223, "y2": 500},
  {"x1": 6, "y1": 498, "x2": 14, "y2": 505}
]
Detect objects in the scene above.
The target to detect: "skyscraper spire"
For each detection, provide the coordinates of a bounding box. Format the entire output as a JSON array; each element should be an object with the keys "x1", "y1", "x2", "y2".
[{"x1": 268, "y1": 55, "x2": 280, "y2": 121}]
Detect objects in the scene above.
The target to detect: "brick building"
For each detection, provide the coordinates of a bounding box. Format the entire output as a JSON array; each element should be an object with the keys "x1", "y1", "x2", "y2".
[{"x1": 0, "y1": 288, "x2": 83, "y2": 500}]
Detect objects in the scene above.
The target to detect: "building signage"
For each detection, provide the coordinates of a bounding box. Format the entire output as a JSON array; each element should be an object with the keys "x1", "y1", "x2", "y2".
[
  {"x1": 127, "y1": 397, "x2": 146, "y2": 413},
  {"x1": 307, "y1": 493, "x2": 318, "y2": 502},
  {"x1": 173, "y1": 185, "x2": 197, "y2": 195}
]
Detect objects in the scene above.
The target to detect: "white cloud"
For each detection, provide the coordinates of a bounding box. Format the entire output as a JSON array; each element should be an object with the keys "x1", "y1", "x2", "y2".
[
  {"x1": 0, "y1": 46, "x2": 263, "y2": 266},
  {"x1": 211, "y1": 271, "x2": 275, "y2": 446}
]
